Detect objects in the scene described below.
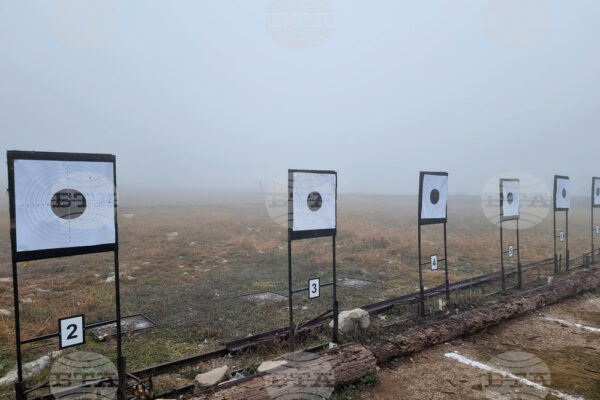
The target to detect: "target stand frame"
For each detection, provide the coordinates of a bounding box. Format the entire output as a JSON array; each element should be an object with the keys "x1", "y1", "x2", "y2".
[
  {"x1": 592, "y1": 177, "x2": 600, "y2": 265},
  {"x1": 6, "y1": 151, "x2": 126, "y2": 400},
  {"x1": 499, "y1": 179, "x2": 522, "y2": 291},
  {"x1": 417, "y1": 171, "x2": 449, "y2": 318},
  {"x1": 287, "y1": 169, "x2": 338, "y2": 352},
  {"x1": 553, "y1": 175, "x2": 570, "y2": 273}
]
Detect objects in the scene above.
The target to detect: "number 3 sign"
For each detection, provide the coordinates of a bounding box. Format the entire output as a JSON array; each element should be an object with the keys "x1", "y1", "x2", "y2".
[
  {"x1": 59, "y1": 315, "x2": 85, "y2": 349},
  {"x1": 308, "y1": 278, "x2": 320, "y2": 299}
]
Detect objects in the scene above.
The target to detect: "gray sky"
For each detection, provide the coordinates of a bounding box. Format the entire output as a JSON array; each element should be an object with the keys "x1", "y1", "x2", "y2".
[{"x1": 1, "y1": 1, "x2": 599, "y2": 196}]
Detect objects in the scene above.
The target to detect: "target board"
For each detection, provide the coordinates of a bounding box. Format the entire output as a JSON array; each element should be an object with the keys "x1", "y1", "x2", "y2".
[
  {"x1": 419, "y1": 172, "x2": 448, "y2": 225},
  {"x1": 508, "y1": 245, "x2": 514, "y2": 258},
  {"x1": 8, "y1": 151, "x2": 117, "y2": 261},
  {"x1": 554, "y1": 176, "x2": 570, "y2": 211},
  {"x1": 593, "y1": 177, "x2": 600, "y2": 208},
  {"x1": 500, "y1": 179, "x2": 520, "y2": 221},
  {"x1": 288, "y1": 170, "x2": 337, "y2": 239},
  {"x1": 560, "y1": 231, "x2": 564, "y2": 242}
]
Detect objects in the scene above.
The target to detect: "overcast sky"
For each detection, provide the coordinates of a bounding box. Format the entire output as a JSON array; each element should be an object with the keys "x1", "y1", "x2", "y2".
[{"x1": 1, "y1": 1, "x2": 599, "y2": 197}]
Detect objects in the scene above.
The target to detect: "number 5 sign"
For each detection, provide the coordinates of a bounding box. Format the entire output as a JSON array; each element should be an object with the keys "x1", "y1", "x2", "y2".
[{"x1": 59, "y1": 315, "x2": 85, "y2": 349}]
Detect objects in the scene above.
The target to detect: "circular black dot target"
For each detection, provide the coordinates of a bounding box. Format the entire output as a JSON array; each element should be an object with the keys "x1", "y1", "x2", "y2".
[
  {"x1": 307, "y1": 191, "x2": 322, "y2": 212},
  {"x1": 51, "y1": 189, "x2": 87, "y2": 220},
  {"x1": 596, "y1": 187, "x2": 599, "y2": 197},
  {"x1": 430, "y1": 189, "x2": 440, "y2": 205},
  {"x1": 506, "y1": 192, "x2": 514, "y2": 205},
  {"x1": 562, "y1": 188, "x2": 567, "y2": 199}
]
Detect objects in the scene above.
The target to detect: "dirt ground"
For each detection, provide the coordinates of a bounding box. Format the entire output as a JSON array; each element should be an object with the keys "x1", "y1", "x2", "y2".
[{"x1": 358, "y1": 293, "x2": 600, "y2": 399}]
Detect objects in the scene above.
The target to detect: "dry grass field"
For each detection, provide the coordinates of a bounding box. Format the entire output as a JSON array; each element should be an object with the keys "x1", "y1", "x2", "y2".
[{"x1": 0, "y1": 193, "x2": 595, "y2": 397}]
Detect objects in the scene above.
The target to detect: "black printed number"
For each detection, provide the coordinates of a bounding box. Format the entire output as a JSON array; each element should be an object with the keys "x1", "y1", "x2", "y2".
[
  {"x1": 311, "y1": 283, "x2": 317, "y2": 294},
  {"x1": 66, "y1": 324, "x2": 78, "y2": 340}
]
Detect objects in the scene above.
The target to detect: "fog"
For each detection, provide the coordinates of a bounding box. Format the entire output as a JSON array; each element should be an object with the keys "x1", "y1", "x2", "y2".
[{"x1": 1, "y1": 1, "x2": 599, "y2": 198}]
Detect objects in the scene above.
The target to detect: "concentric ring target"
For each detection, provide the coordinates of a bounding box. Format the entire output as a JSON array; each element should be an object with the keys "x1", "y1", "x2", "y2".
[
  {"x1": 14, "y1": 159, "x2": 115, "y2": 252},
  {"x1": 420, "y1": 172, "x2": 448, "y2": 223},
  {"x1": 290, "y1": 171, "x2": 336, "y2": 233},
  {"x1": 554, "y1": 176, "x2": 570, "y2": 211}
]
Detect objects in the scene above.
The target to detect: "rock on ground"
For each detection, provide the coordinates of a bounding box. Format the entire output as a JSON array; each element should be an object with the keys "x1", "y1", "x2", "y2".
[
  {"x1": 257, "y1": 360, "x2": 287, "y2": 373},
  {"x1": 0, "y1": 351, "x2": 62, "y2": 387},
  {"x1": 330, "y1": 308, "x2": 370, "y2": 334},
  {"x1": 194, "y1": 366, "x2": 228, "y2": 392}
]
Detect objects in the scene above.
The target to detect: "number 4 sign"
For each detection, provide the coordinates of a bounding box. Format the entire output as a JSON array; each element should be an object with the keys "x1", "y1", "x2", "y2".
[
  {"x1": 431, "y1": 255, "x2": 438, "y2": 271},
  {"x1": 59, "y1": 315, "x2": 85, "y2": 349},
  {"x1": 308, "y1": 278, "x2": 320, "y2": 299}
]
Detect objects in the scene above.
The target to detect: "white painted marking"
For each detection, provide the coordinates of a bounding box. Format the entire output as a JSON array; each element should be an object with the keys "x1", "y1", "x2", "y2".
[
  {"x1": 543, "y1": 317, "x2": 600, "y2": 333},
  {"x1": 444, "y1": 352, "x2": 584, "y2": 400}
]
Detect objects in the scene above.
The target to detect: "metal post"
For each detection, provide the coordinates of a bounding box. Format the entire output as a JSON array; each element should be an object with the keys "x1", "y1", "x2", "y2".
[
  {"x1": 443, "y1": 222, "x2": 449, "y2": 301},
  {"x1": 553, "y1": 208, "x2": 558, "y2": 274},
  {"x1": 566, "y1": 210, "x2": 570, "y2": 270},
  {"x1": 500, "y1": 219, "x2": 505, "y2": 292},
  {"x1": 332, "y1": 235, "x2": 338, "y2": 343},
  {"x1": 11, "y1": 260, "x2": 25, "y2": 400},
  {"x1": 516, "y1": 219, "x2": 522, "y2": 289},
  {"x1": 287, "y1": 236, "x2": 294, "y2": 352},
  {"x1": 114, "y1": 250, "x2": 126, "y2": 400},
  {"x1": 418, "y1": 223, "x2": 425, "y2": 317},
  {"x1": 592, "y1": 190, "x2": 595, "y2": 265}
]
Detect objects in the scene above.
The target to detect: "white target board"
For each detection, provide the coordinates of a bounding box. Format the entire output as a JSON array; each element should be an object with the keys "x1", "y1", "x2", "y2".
[
  {"x1": 501, "y1": 179, "x2": 519, "y2": 220},
  {"x1": 289, "y1": 170, "x2": 336, "y2": 239},
  {"x1": 560, "y1": 231, "x2": 564, "y2": 242},
  {"x1": 308, "y1": 278, "x2": 320, "y2": 299},
  {"x1": 59, "y1": 314, "x2": 85, "y2": 349},
  {"x1": 508, "y1": 245, "x2": 514, "y2": 258},
  {"x1": 554, "y1": 176, "x2": 570, "y2": 211},
  {"x1": 596, "y1": 225, "x2": 600, "y2": 235},
  {"x1": 8, "y1": 152, "x2": 116, "y2": 261},
  {"x1": 593, "y1": 177, "x2": 600, "y2": 208},
  {"x1": 419, "y1": 172, "x2": 448, "y2": 224},
  {"x1": 430, "y1": 254, "x2": 438, "y2": 270}
]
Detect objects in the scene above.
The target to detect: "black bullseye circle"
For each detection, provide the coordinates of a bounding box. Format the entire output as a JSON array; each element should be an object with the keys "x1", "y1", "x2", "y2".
[
  {"x1": 307, "y1": 191, "x2": 322, "y2": 212},
  {"x1": 596, "y1": 187, "x2": 599, "y2": 197},
  {"x1": 51, "y1": 189, "x2": 86, "y2": 220},
  {"x1": 507, "y1": 192, "x2": 514, "y2": 205},
  {"x1": 562, "y1": 188, "x2": 567, "y2": 199},
  {"x1": 430, "y1": 189, "x2": 440, "y2": 205}
]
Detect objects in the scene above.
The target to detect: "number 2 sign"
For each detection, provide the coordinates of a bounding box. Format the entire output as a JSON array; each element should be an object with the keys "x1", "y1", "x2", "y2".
[
  {"x1": 308, "y1": 278, "x2": 320, "y2": 299},
  {"x1": 59, "y1": 315, "x2": 85, "y2": 349}
]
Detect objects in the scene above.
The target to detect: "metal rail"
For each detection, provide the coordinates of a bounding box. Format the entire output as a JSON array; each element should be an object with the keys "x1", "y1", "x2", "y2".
[{"x1": 27, "y1": 250, "x2": 598, "y2": 400}]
